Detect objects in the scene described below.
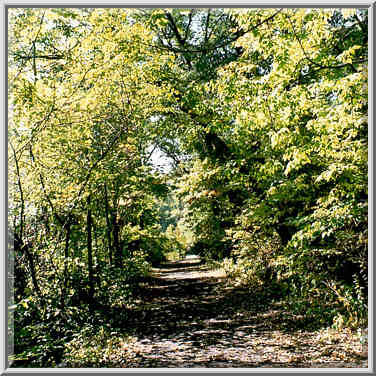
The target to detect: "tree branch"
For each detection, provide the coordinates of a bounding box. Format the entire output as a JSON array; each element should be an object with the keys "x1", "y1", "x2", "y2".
[
  {"x1": 147, "y1": 8, "x2": 283, "y2": 56},
  {"x1": 164, "y1": 10, "x2": 192, "y2": 68},
  {"x1": 204, "y1": 9, "x2": 211, "y2": 44},
  {"x1": 184, "y1": 9, "x2": 194, "y2": 44},
  {"x1": 14, "y1": 53, "x2": 65, "y2": 61},
  {"x1": 286, "y1": 13, "x2": 361, "y2": 73}
]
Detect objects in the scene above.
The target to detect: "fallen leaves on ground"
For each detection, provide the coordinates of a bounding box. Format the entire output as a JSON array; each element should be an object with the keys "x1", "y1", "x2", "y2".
[{"x1": 64, "y1": 256, "x2": 368, "y2": 368}]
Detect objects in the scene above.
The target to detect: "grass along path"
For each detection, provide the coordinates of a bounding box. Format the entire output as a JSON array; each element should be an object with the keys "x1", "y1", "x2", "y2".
[{"x1": 64, "y1": 255, "x2": 367, "y2": 368}]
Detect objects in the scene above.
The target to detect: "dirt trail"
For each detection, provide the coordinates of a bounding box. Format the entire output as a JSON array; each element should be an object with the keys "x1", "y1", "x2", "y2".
[{"x1": 120, "y1": 256, "x2": 367, "y2": 368}]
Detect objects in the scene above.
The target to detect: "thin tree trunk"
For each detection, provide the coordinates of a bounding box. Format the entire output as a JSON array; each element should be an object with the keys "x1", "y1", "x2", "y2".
[
  {"x1": 24, "y1": 244, "x2": 42, "y2": 297},
  {"x1": 11, "y1": 142, "x2": 42, "y2": 299},
  {"x1": 60, "y1": 219, "x2": 72, "y2": 308},
  {"x1": 93, "y1": 214, "x2": 100, "y2": 288},
  {"x1": 87, "y1": 196, "x2": 94, "y2": 301},
  {"x1": 15, "y1": 234, "x2": 42, "y2": 299},
  {"x1": 103, "y1": 184, "x2": 113, "y2": 265},
  {"x1": 63, "y1": 221, "x2": 71, "y2": 288},
  {"x1": 112, "y1": 213, "x2": 122, "y2": 268}
]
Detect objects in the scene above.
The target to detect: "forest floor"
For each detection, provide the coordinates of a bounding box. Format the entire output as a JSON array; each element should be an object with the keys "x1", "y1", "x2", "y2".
[{"x1": 110, "y1": 255, "x2": 368, "y2": 368}]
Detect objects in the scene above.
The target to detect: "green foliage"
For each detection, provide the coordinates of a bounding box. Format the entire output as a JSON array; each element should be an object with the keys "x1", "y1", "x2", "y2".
[
  {"x1": 63, "y1": 326, "x2": 135, "y2": 367},
  {"x1": 223, "y1": 228, "x2": 281, "y2": 289},
  {"x1": 8, "y1": 7, "x2": 368, "y2": 366}
]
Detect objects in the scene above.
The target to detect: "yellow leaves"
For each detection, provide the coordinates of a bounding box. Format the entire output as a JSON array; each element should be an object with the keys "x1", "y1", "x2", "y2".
[
  {"x1": 155, "y1": 16, "x2": 169, "y2": 28},
  {"x1": 267, "y1": 186, "x2": 277, "y2": 196},
  {"x1": 284, "y1": 149, "x2": 311, "y2": 176},
  {"x1": 238, "y1": 109, "x2": 249, "y2": 123},
  {"x1": 119, "y1": 198, "x2": 133, "y2": 207},
  {"x1": 271, "y1": 127, "x2": 290, "y2": 149},
  {"x1": 151, "y1": 9, "x2": 165, "y2": 17},
  {"x1": 208, "y1": 190, "x2": 219, "y2": 198},
  {"x1": 303, "y1": 11, "x2": 332, "y2": 41},
  {"x1": 45, "y1": 10, "x2": 60, "y2": 21},
  {"x1": 291, "y1": 8, "x2": 308, "y2": 24},
  {"x1": 287, "y1": 42, "x2": 304, "y2": 63},
  {"x1": 314, "y1": 163, "x2": 349, "y2": 184},
  {"x1": 255, "y1": 111, "x2": 267, "y2": 123},
  {"x1": 337, "y1": 45, "x2": 363, "y2": 64},
  {"x1": 79, "y1": 95, "x2": 96, "y2": 111},
  {"x1": 341, "y1": 8, "x2": 357, "y2": 19},
  {"x1": 138, "y1": 83, "x2": 164, "y2": 99},
  {"x1": 34, "y1": 80, "x2": 50, "y2": 98},
  {"x1": 88, "y1": 9, "x2": 106, "y2": 24},
  {"x1": 116, "y1": 29, "x2": 127, "y2": 40}
]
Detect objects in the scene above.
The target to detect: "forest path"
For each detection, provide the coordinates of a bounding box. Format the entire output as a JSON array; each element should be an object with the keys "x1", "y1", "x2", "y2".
[{"x1": 120, "y1": 256, "x2": 366, "y2": 368}]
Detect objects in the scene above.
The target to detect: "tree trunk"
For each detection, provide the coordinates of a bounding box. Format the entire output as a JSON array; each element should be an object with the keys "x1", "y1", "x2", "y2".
[
  {"x1": 112, "y1": 213, "x2": 122, "y2": 268},
  {"x1": 11, "y1": 142, "x2": 42, "y2": 300},
  {"x1": 15, "y1": 234, "x2": 42, "y2": 299},
  {"x1": 63, "y1": 221, "x2": 71, "y2": 289},
  {"x1": 60, "y1": 220, "x2": 72, "y2": 308},
  {"x1": 93, "y1": 215, "x2": 101, "y2": 288},
  {"x1": 103, "y1": 184, "x2": 113, "y2": 265},
  {"x1": 87, "y1": 196, "x2": 94, "y2": 301}
]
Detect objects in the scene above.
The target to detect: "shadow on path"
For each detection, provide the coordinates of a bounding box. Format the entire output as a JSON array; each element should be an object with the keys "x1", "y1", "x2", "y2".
[{"x1": 113, "y1": 256, "x2": 367, "y2": 368}]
